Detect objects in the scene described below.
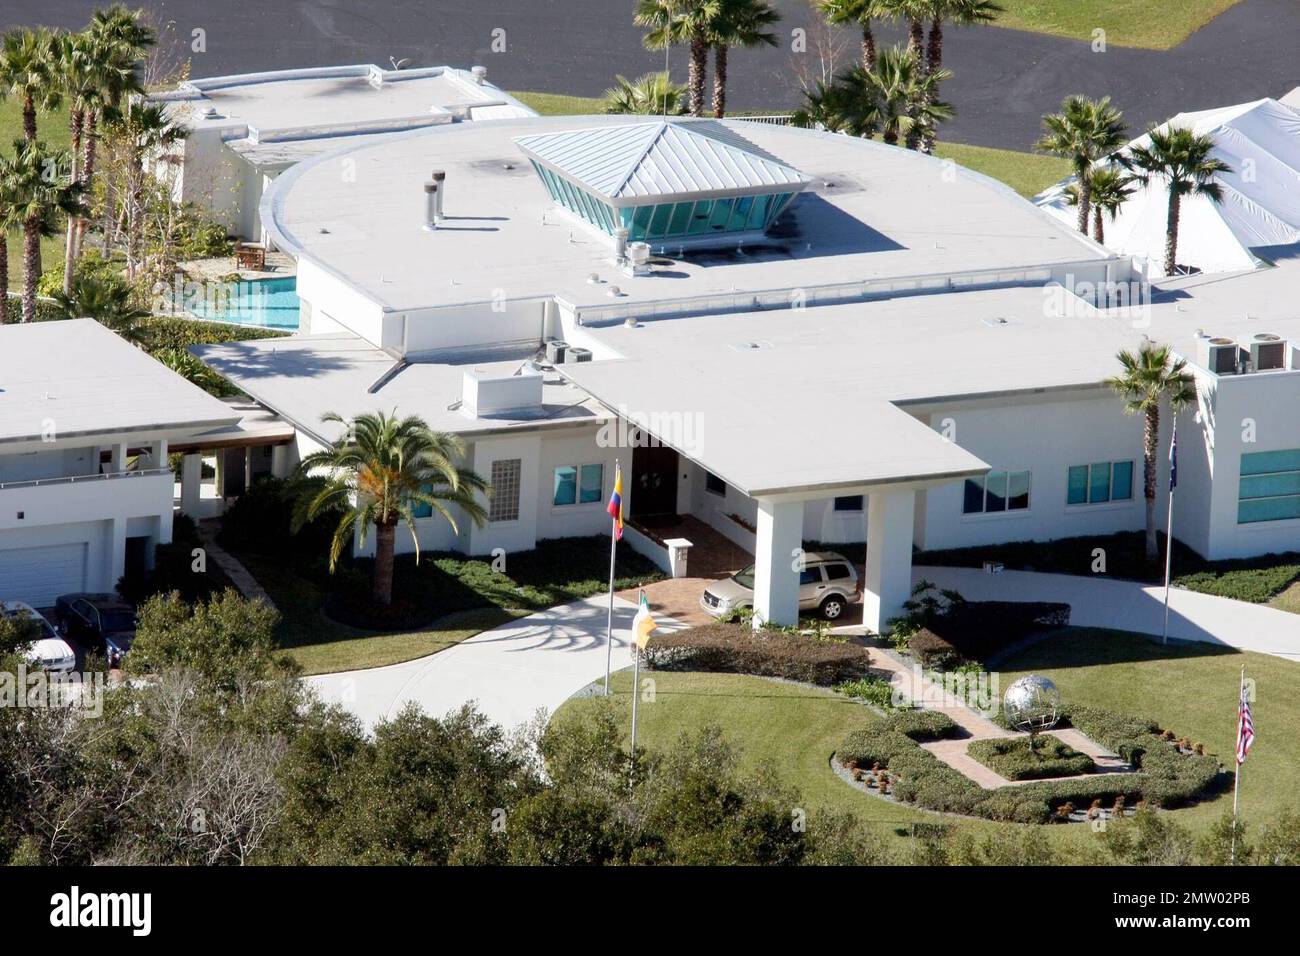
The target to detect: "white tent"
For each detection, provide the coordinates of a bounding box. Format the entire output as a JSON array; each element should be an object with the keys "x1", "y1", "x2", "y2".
[{"x1": 1035, "y1": 94, "x2": 1300, "y2": 276}]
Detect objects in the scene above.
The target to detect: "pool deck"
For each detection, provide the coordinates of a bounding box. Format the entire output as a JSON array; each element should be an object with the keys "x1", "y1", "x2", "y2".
[{"x1": 180, "y1": 252, "x2": 297, "y2": 283}]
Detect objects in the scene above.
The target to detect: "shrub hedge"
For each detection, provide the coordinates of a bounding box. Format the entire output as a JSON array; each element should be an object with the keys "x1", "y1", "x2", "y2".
[
  {"x1": 835, "y1": 703, "x2": 1221, "y2": 824},
  {"x1": 907, "y1": 601, "x2": 1071, "y2": 667},
  {"x1": 643, "y1": 622, "x2": 875, "y2": 686},
  {"x1": 967, "y1": 736, "x2": 1095, "y2": 781}
]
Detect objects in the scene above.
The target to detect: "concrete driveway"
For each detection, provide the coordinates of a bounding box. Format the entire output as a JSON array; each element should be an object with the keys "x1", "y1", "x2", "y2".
[
  {"x1": 914, "y1": 565, "x2": 1300, "y2": 661},
  {"x1": 307, "y1": 594, "x2": 686, "y2": 732}
]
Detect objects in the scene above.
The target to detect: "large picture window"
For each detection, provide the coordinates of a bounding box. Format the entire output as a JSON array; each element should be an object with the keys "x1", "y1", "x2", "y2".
[
  {"x1": 1067, "y1": 460, "x2": 1134, "y2": 505},
  {"x1": 963, "y1": 470, "x2": 1031, "y2": 515},
  {"x1": 553, "y1": 463, "x2": 604, "y2": 507},
  {"x1": 1238, "y1": 448, "x2": 1300, "y2": 523}
]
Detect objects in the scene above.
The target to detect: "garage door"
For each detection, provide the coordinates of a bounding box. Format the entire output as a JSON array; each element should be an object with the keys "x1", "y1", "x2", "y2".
[{"x1": 0, "y1": 543, "x2": 89, "y2": 607}]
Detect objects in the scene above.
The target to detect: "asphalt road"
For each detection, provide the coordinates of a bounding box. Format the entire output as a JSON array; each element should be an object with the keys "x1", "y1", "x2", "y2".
[{"x1": 4, "y1": 0, "x2": 1297, "y2": 149}]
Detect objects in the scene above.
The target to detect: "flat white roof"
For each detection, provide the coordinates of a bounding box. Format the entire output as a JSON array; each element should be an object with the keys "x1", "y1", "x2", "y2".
[
  {"x1": 557, "y1": 285, "x2": 1146, "y2": 496},
  {"x1": 190, "y1": 333, "x2": 611, "y2": 447},
  {"x1": 151, "y1": 65, "x2": 534, "y2": 147},
  {"x1": 262, "y1": 115, "x2": 1115, "y2": 314},
  {"x1": 0, "y1": 320, "x2": 241, "y2": 446}
]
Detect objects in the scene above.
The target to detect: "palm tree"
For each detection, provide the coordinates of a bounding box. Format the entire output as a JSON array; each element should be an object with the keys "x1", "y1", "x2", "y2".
[
  {"x1": 0, "y1": 163, "x2": 15, "y2": 324},
  {"x1": 58, "y1": 31, "x2": 115, "y2": 294},
  {"x1": 635, "y1": 0, "x2": 720, "y2": 118},
  {"x1": 791, "y1": 74, "x2": 879, "y2": 137},
  {"x1": 111, "y1": 101, "x2": 185, "y2": 279},
  {"x1": 817, "y1": 0, "x2": 887, "y2": 72},
  {"x1": 293, "y1": 411, "x2": 490, "y2": 606},
  {"x1": 1036, "y1": 95, "x2": 1127, "y2": 235},
  {"x1": 603, "y1": 72, "x2": 689, "y2": 115},
  {"x1": 51, "y1": 273, "x2": 150, "y2": 342},
  {"x1": 0, "y1": 28, "x2": 63, "y2": 144},
  {"x1": 74, "y1": 7, "x2": 153, "y2": 260},
  {"x1": 1106, "y1": 343, "x2": 1197, "y2": 562},
  {"x1": 920, "y1": 0, "x2": 1001, "y2": 151},
  {"x1": 1067, "y1": 164, "x2": 1135, "y2": 244},
  {"x1": 1121, "y1": 125, "x2": 1232, "y2": 276},
  {"x1": 867, "y1": 45, "x2": 951, "y2": 148},
  {"x1": 0, "y1": 140, "x2": 84, "y2": 323},
  {"x1": 709, "y1": 0, "x2": 780, "y2": 118},
  {"x1": 878, "y1": 0, "x2": 930, "y2": 59}
]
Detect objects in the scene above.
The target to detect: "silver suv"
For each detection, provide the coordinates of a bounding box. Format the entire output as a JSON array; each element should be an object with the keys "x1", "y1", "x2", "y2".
[{"x1": 701, "y1": 552, "x2": 862, "y2": 621}]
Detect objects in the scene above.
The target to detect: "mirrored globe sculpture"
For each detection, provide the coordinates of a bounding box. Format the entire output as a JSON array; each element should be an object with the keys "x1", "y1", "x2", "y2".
[{"x1": 1002, "y1": 675, "x2": 1062, "y2": 734}]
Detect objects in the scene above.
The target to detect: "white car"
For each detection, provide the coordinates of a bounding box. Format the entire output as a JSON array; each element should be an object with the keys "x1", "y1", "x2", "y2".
[{"x1": 1, "y1": 600, "x2": 77, "y2": 673}]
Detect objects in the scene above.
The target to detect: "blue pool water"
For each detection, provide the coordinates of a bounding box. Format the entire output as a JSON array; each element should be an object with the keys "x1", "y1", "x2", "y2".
[{"x1": 185, "y1": 276, "x2": 301, "y2": 330}]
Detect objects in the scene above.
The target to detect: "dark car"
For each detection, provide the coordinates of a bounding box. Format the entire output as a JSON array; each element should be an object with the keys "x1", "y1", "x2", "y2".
[{"x1": 54, "y1": 593, "x2": 138, "y2": 667}]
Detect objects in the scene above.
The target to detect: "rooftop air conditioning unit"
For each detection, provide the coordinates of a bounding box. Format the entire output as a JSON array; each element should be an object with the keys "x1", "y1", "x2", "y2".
[
  {"x1": 545, "y1": 340, "x2": 568, "y2": 365},
  {"x1": 567, "y1": 346, "x2": 593, "y2": 363},
  {"x1": 1241, "y1": 333, "x2": 1287, "y2": 372},
  {"x1": 1196, "y1": 335, "x2": 1239, "y2": 375}
]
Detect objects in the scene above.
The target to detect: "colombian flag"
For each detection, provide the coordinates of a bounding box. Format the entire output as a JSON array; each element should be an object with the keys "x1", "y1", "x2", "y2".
[
  {"x1": 633, "y1": 590, "x2": 658, "y2": 650},
  {"x1": 607, "y1": 463, "x2": 624, "y2": 540}
]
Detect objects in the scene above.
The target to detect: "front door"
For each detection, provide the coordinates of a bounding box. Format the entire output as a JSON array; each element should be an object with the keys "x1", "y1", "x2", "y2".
[{"x1": 630, "y1": 437, "x2": 679, "y2": 520}]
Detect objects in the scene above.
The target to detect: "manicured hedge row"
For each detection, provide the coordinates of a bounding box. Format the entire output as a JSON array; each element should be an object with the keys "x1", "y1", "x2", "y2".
[
  {"x1": 967, "y1": 736, "x2": 1095, "y2": 781},
  {"x1": 908, "y1": 601, "x2": 1071, "y2": 667},
  {"x1": 643, "y1": 622, "x2": 876, "y2": 686},
  {"x1": 836, "y1": 704, "x2": 1221, "y2": 824}
]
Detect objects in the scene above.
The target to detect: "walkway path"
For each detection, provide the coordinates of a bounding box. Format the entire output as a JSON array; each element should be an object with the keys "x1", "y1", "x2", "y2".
[
  {"x1": 307, "y1": 594, "x2": 687, "y2": 732},
  {"x1": 913, "y1": 566, "x2": 1300, "y2": 662},
  {"x1": 196, "y1": 519, "x2": 276, "y2": 609}
]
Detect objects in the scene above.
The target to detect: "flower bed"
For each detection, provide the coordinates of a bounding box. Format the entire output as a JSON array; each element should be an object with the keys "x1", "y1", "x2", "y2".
[
  {"x1": 967, "y1": 736, "x2": 1096, "y2": 781},
  {"x1": 835, "y1": 704, "x2": 1221, "y2": 824},
  {"x1": 643, "y1": 621, "x2": 876, "y2": 686}
]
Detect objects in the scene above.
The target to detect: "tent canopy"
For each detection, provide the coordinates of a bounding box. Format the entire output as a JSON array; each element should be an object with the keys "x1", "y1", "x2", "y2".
[{"x1": 1036, "y1": 95, "x2": 1300, "y2": 275}]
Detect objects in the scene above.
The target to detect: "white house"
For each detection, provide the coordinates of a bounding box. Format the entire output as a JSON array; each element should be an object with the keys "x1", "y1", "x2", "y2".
[
  {"x1": 191, "y1": 109, "x2": 1300, "y2": 632},
  {"x1": 0, "y1": 320, "x2": 251, "y2": 606},
  {"x1": 148, "y1": 64, "x2": 537, "y2": 243}
]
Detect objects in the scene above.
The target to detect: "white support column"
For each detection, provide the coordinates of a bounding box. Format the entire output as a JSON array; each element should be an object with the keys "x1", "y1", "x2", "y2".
[
  {"x1": 107, "y1": 516, "x2": 127, "y2": 590},
  {"x1": 109, "y1": 442, "x2": 128, "y2": 474},
  {"x1": 862, "y1": 489, "x2": 916, "y2": 634},
  {"x1": 271, "y1": 443, "x2": 294, "y2": 479},
  {"x1": 180, "y1": 453, "x2": 203, "y2": 518},
  {"x1": 752, "y1": 497, "x2": 802, "y2": 628}
]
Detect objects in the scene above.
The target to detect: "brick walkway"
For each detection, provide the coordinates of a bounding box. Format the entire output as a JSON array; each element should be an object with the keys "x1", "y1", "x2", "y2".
[{"x1": 196, "y1": 519, "x2": 277, "y2": 609}]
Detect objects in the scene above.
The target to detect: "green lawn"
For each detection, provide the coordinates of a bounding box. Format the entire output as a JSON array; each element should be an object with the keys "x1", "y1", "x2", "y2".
[
  {"x1": 558, "y1": 628, "x2": 1299, "y2": 856},
  {"x1": 511, "y1": 91, "x2": 606, "y2": 116},
  {"x1": 932, "y1": 142, "x2": 1069, "y2": 198},
  {"x1": 1, "y1": 101, "x2": 71, "y2": 285},
  {"x1": 240, "y1": 553, "x2": 523, "y2": 674},
  {"x1": 996, "y1": 0, "x2": 1241, "y2": 49}
]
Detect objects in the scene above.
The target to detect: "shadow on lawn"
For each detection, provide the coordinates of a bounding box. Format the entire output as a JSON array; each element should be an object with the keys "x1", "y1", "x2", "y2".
[{"x1": 994, "y1": 627, "x2": 1240, "y2": 673}]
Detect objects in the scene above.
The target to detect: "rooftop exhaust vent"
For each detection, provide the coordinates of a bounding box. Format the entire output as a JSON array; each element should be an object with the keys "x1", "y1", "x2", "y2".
[
  {"x1": 461, "y1": 365, "x2": 542, "y2": 419},
  {"x1": 1241, "y1": 332, "x2": 1287, "y2": 372},
  {"x1": 1197, "y1": 335, "x2": 1240, "y2": 375}
]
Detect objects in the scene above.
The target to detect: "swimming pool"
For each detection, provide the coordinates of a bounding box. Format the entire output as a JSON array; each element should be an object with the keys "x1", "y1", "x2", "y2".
[{"x1": 185, "y1": 276, "x2": 301, "y2": 330}]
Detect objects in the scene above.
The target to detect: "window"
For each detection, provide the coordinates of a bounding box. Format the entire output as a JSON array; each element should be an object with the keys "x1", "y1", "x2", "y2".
[
  {"x1": 489, "y1": 459, "x2": 522, "y2": 522},
  {"x1": 704, "y1": 471, "x2": 726, "y2": 497},
  {"x1": 798, "y1": 567, "x2": 822, "y2": 586},
  {"x1": 824, "y1": 563, "x2": 852, "y2": 581},
  {"x1": 963, "y1": 470, "x2": 1031, "y2": 514},
  {"x1": 833, "y1": 495, "x2": 864, "y2": 512},
  {"x1": 1238, "y1": 448, "x2": 1300, "y2": 523},
  {"x1": 553, "y1": 463, "x2": 604, "y2": 507},
  {"x1": 1067, "y1": 460, "x2": 1134, "y2": 505},
  {"x1": 411, "y1": 484, "x2": 434, "y2": 519}
]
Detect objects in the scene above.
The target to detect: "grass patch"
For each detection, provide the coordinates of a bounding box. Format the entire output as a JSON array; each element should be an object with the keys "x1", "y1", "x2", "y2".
[
  {"x1": 511, "y1": 91, "x2": 606, "y2": 116},
  {"x1": 1, "y1": 101, "x2": 71, "y2": 283},
  {"x1": 968, "y1": 736, "x2": 1095, "y2": 781},
  {"x1": 932, "y1": 142, "x2": 1070, "y2": 198},
  {"x1": 995, "y1": 0, "x2": 1240, "y2": 50},
  {"x1": 918, "y1": 530, "x2": 1300, "y2": 605}
]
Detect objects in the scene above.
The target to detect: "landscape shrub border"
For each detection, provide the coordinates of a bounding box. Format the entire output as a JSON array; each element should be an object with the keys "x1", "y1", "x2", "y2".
[
  {"x1": 836, "y1": 704, "x2": 1222, "y2": 825},
  {"x1": 966, "y1": 736, "x2": 1096, "y2": 781},
  {"x1": 643, "y1": 622, "x2": 877, "y2": 687}
]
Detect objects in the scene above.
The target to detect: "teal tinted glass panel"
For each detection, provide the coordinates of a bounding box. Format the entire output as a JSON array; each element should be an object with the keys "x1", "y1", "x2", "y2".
[
  {"x1": 1067, "y1": 466, "x2": 1088, "y2": 505},
  {"x1": 579, "y1": 464, "x2": 604, "y2": 504},
  {"x1": 1239, "y1": 496, "x2": 1300, "y2": 523},
  {"x1": 619, "y1": 207, "x2": 634, "y2": 231},
  {"x1": 687, "y1": 201, "x2": 713, "y2": 234},
  {"x1": 746, "y1": 194, "x2": 769, "y2": 229},
  {"x1": 1007, "y1": 471, "x2": 1031, "y2": 510},
  {"x1": 411, "y1": 483, "x2": 433, "y2": 519},
  {"x1": 708, "y1": 199, "x2": 735, "y2": 230},
  {"x1": 631, "y1": 205, "x2": 654, "y2": 240},
  {"x1": 765, "y1": 193, "x2": 792, "y2": 226},
  {"x1": 667, "y1": 202, "x2": 693, "y2": 235},
  {"x1": 1242, "y1": 449, "x2": 1300, "y2": 476},
  {"x1": 728, "y1": 196, "x2": 754, "y2": 231},
  {"x1": 963, "y1": 478, "x2": 984, "y2": 514},
  {"x1": 1239, "y1": 472, "x2": 1300, "y2": 500},
  {"x1": 1112, "y1": 461, "x2": 1133, "y2": 500},
  {"x1": 647, "y1": 203, "x2": 673, "y2": 238},
  {"x1": 553, "y1": 467, "x2": 577, "y2": 507},
  {"x1": 1088, "y1": 462, "x2": 1111, "y2": 503},
  {"x1": 984, "y1": 471, "x2": 1008, "y2": 512}
]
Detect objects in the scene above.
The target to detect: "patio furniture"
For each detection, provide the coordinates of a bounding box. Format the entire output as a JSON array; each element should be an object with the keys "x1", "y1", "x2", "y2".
[{"x1": 235, "y1": 241, "x2": 267, "y2": 271}]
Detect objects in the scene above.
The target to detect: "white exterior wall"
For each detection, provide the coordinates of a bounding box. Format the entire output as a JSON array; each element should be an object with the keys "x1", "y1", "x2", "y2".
[
  {"x1": 174, "y1": 129, "x2": 250, "y2": 235},
  {"x1": 295, "y1": 259, "x2": 387, "y2": 341},
  {"x1": 913, "y1": 391, "x2": 1154, "y2": 552}
]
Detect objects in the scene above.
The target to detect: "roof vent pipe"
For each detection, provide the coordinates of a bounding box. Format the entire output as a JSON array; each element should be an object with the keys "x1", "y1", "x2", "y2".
[
  {"x1": 431, "y1": 170, "x2": 446, "y2": 221},
  {"x1": 471, "y1": 65, "x2": 487, "y2": 85},
  {"x1": 423, "y1": 181, "x2": 440, "y2": 231},
  {"x1": 613, "y1": 227, "x2": 629, "y2": 264}
]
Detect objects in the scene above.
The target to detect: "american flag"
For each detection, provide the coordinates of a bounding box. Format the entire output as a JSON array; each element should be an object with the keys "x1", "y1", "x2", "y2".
[{"x1": 1236, "y1": 682, "x2": 1255, "y2": 765}]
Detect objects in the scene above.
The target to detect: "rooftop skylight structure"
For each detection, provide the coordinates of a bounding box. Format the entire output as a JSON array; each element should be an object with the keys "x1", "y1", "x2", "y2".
[{"x1": 514, "y1": 120, "x2": 811, "y2": 246}]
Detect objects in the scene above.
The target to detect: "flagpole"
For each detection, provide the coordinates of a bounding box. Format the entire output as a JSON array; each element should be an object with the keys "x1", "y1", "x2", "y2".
[
  {"x1": 604, "y1": 458, "x2": 619, "y2": 696},
  {"x1": 1162, "y1": 423, "x2": 1177, "y2": 644},
  {"x1": 1231, "y1": 665, "x2": 1245, "y2": 865},
  {"x1": 629, "y1": 589, "x2": 643, "y2": 789}
]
